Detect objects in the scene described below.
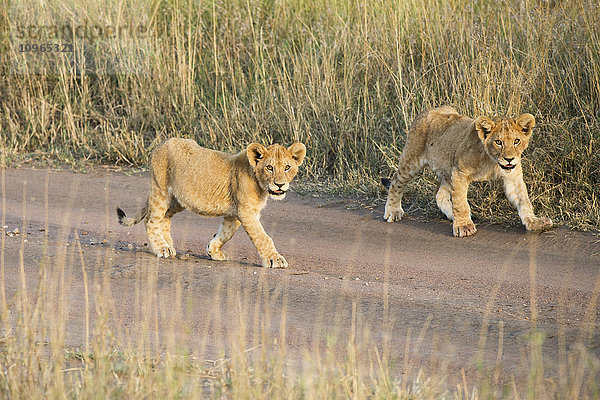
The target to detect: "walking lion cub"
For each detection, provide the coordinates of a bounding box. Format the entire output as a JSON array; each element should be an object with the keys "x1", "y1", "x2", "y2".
[
  {"x1": 383, "y1": 106, "x2": 552, "y2": 237},
  {"x1": 117, "y1": 138, "x2": 306, "y2": 268}
]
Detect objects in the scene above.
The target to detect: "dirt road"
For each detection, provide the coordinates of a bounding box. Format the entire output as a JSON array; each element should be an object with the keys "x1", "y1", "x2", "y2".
[{"x1": 2, "y1": 167, "x2": 599, "y2": 384}]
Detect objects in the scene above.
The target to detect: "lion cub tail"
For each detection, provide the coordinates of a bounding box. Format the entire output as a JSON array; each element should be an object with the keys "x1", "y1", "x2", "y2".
[{"x1": 116, "y1": 200, "x2": 149, "y2": 226}]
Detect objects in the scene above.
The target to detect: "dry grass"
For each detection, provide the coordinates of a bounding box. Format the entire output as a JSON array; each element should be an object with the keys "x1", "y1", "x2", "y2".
[{"x1": 0, "y1": 0, "x2": 598, "y2": 229}]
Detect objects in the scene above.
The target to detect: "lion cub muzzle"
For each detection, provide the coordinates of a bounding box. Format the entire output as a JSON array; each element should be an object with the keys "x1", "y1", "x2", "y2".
[
  {"x1": 268, "y1": 182, "x2": 289, "y2": 198},
  {"x1": 498, "y1": 159, "x2": 517, "y2": 171}
]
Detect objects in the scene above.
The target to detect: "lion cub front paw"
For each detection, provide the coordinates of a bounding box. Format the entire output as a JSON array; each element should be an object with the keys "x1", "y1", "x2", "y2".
[
  {"x1": 208, "y1": 248, "x2": 230, "y2": 261},
  {"x1": 207, "y1": 242, "x2": 230, "y2": 261},
  {"x1": 453, "y1": 221, "x2": 477, "y2": 237},
  {"x1": 526, "y1": 217, "x2": 553, "y2": 233},
  {"x1": 262, "y1": 253, "x2": 288, "y2": 269},
  {"x1": 154, "y1": 245, "x2": 176, "y2": 258},
  {"x1": 384, "y1": 204, "x2": 404, "y2": 222}
]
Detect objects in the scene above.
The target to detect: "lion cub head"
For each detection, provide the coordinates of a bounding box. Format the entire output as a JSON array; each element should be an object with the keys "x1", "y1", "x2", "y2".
[
  {"x1": 247, "y1": 142, "x2": 306, "y2": 200},
  {"x1": 475, "y1": 113, "x2": 535, "y2": 173}
]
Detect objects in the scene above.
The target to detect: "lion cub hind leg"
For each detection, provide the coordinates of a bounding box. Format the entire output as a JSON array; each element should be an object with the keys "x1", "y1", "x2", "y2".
[
  {"x1": 435, "y1": 179, "x2": 454, "y2": 221},
  {"x1": 384, "y1": 155, "x2": 424, "y2": 222},
  {"x1": 146, "y1": 187, "x2": 177, "y2": 258},
  {"x1": 207, "y1": 217, "x2": 241, "y2": 261},
  {"x1": 160, "y1": 199, "x2": 185, "y2": 251}
]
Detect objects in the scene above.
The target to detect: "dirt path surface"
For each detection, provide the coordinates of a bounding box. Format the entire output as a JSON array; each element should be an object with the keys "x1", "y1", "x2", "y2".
[{"x1": 2, "y1": 167, "x2": 599, "y2": 384}]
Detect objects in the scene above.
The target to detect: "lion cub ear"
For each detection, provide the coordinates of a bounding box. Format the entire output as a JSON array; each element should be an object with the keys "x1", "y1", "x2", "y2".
[
  {"x1": 247, "y1": 143, "x2": 267, "y2": 167},
  {"x1": 475, "y1": 116, "x2": 495, "y2": 141},
  {"x1": 516, "y1": 113, "x2": 535, "y2": 136},
  {"x1": 288, "y1": 142, "x2": 306, "y2": 166}
]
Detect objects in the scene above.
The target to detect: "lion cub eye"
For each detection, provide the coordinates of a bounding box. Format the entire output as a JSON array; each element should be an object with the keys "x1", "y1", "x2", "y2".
[
  {"x1": 514, "y1": 138, "x2": 520, "y2": 145},
  {"x1": 284, "y1": 165, "x2": 291, "y2": 171},
  {"x1": 266, "y1": 165, "x2": 274, "y2": 171},
  {"x1": 494, "y1": 140, "x2": 503, "y2": 146}
]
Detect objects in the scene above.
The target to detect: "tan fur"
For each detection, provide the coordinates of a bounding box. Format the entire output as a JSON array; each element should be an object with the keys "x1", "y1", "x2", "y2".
[
  {"x1": 384, "y1": 106, "x2": 552, "y2": 237},
  {"x1": 117, "y1": 138, "x2": 306, "y2": 268}
]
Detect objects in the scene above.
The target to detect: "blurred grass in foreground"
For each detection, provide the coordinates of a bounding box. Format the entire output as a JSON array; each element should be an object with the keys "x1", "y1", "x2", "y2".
[
  {"x1": 0, "y1": 0, "x2": 599, "y2": 229},
  {"x1": 0, "y1": 228, "x2": 598, "y2": 399}
]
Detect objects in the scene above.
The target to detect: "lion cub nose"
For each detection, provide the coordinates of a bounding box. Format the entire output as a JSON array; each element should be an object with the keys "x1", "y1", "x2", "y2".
[
  {"x1": 504, "y1": 157, "x2": 514, "y2": 163},
  {"x1": 275, "y1": 182, "x2": 285, "y2": 188}
]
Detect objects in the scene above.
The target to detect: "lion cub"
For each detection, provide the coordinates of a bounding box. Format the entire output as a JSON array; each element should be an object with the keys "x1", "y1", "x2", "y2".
[
  {"x1": 117, "y1": 138, "x2": 306, "y2": 268},
  {"x1": 383, "y1": 106, "x2": 552, "y2": 237}
]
